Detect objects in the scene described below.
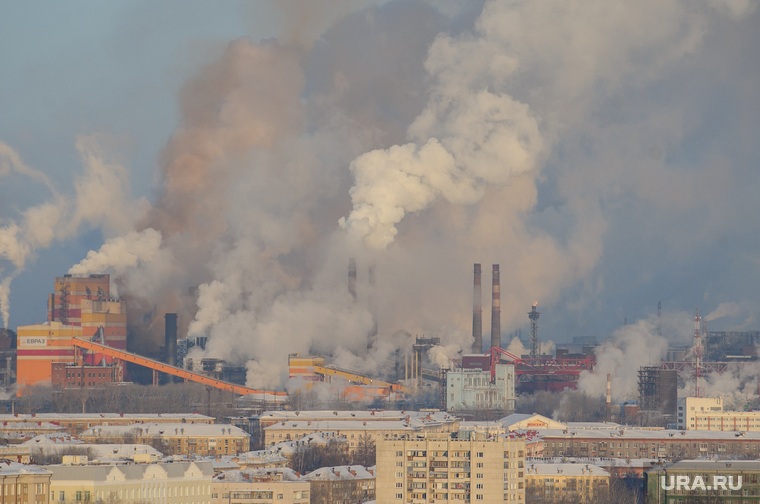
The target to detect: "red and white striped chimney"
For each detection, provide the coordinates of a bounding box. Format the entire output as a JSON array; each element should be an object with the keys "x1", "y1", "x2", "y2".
[
  {"x1": 472, "y1": 264, "x2": 482, "y2": 353},
  {"x1": 490, "y1": 264, "x2": 500, "y2": 349}
]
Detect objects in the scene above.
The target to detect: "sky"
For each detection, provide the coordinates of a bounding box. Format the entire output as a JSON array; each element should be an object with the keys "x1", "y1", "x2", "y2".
[{"x1": 1, "y1": 0, "x2": 759, "y2": 390}]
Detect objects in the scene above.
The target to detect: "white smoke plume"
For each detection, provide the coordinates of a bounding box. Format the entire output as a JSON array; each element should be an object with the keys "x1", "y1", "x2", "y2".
[
  {"x1": 704, "y1": 302, "x2": 742, "y2": 322},
  {"x1": 7, "y1": 0, "x2": 756, "y2": 393},
  {"x1": 577, "y1": 313, "x2": 692, "y2": 400},
  {"x1": 0, "y1": 136, "x2": 140, "y2": 327},
  {"x1": 67, "y1": 229, "x2": 165, "y2": 297}
]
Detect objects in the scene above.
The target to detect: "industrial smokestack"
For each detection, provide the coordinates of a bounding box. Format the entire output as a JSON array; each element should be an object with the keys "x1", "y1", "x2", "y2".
[
  {"x1": 164, "y1": 313, "x2": 178, "y2": 367},
  {"x1": 348, "y1": 258, "x2": 357, "y2": 300},
  {"x1": 368, "y1": 264, "x2": 378, "y2": 349},
  {"x1": 472, "y1": 263, "x2": 482, "y2": 353},
  {"x1": 490, "y1": 264, "x2": 500, "y2": 349},
  {"x1": 529, "y1": 302, "x2": 540, "y2": 358},
  {"x1": 606, "y1": 373, "x2": 612, "y2": 422}
]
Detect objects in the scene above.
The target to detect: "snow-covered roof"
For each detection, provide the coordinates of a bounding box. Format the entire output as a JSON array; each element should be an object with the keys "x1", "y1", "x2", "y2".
[
  {"x1": 22, "y1": 433, "x2": 83, "y2": 446},
  {"x1": 80, "y1": 423, "x2": 248, "y2": 438},
  {"x1": 302, "y1": 465, "x2": 375, "y2": 481},
  {"x1": 525, "y1": 462, "x2": 609, "y2": 477},
  {"x1": 0, "y1": 460, "x2": 51, "y2": 476},
  {"x1": 214, "y1": 467, "x2": 302, "y2": 483}
]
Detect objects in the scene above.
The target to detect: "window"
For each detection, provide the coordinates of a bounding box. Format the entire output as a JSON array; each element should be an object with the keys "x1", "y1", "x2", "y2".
[{"x1": 59, "y1": 491, "x2": 65, "y2": 502}]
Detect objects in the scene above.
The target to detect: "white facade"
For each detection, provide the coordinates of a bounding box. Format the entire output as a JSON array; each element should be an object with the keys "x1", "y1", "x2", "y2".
[
  {"x1": 677, "y1": 397, "x2": 723, "y2": 430},
  {"x1": 446, "y1": 363, "x2": 516, "y2": 411}
]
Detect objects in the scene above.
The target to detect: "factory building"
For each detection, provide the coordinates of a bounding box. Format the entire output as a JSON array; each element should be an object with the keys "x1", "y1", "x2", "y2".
[
  {"x1": 677, "y1": 396, "x2": 760, "y2": 431},
  {"x1": 445, "y1": 362, "x2": 516, "y2": 412},
  {"x1": 0, "y1": 328, "x2": 16, "y2": 386},
  {"x1": 676, "y1": 397, "x2": 723, "y2": 430},
  {"x1": 638, "y1": 366, "x2": 678, "y2": 425},
  {"x1": 376, "y1": 431, "x2": 525, "y2": 503},
  {"x1": 16, "y1": 274, "x2": 126, "y2": 387}
]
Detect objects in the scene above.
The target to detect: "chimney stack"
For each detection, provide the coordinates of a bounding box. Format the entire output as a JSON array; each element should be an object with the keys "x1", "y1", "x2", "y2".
[
  {"x1": 368, "y1": 265, "x2": 378, "y2": 349},
  {"x1": 164, "y1": 313, "x2": 178, "y2": 367},
  {"x1": 490, "y1": 264, "x2": 500, "y2": 349},
  {"x1": 606, "y1": 373, "x2": 612, "y2": 422},
  {"x1": 348, "y1": 258, "x2": 357, "y2": 300},
  {"x1": 472, "y1": 264, "x2": 482, "y2": 353}
]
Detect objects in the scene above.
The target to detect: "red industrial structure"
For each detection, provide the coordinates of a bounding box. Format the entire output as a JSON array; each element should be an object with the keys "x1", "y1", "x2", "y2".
[{"x1": 460, "y1": 346, "x2": 595, "y2": 392}]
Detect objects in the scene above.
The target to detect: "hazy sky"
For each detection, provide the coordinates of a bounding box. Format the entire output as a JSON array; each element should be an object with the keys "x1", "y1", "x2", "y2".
[{"x1": 1, "y1": 1, "x2": 759, "y2": 386}]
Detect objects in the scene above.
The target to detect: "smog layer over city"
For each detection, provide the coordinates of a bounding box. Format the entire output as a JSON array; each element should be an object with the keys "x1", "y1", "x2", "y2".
[{"x1": 0, "y1": 2, "x2": 759, "y2": 503}]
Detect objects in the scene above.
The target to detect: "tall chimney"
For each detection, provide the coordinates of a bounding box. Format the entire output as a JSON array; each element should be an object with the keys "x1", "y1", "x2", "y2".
[
  {"x1": 490, "y1": 264, "x2": 500, "y2": 349},
  {"x1": 164, "y1": 313, "x2": 178, "y2": 367},
  {"x1": 472, "y1": 264, "x2": 482, "y2": 353},
  {"x1": 368, "y1": 265, "x2": 378, "y2": 349},
  {"x1": 606, "y1": 373, "x2": 612, "y2": 422},
  {"x1": 348, "y1": 258, "x2": 357, "y2": 300}
]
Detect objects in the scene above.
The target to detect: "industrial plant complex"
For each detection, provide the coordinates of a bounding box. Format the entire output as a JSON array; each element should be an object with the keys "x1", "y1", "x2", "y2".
[{"x1": 0, "y1": 265, "x2": 757, "y2": 504}]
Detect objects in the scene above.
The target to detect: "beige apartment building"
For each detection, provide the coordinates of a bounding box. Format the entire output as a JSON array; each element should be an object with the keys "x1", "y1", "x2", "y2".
[
  {"x1": 212, "y1": 469, "x2": 310, "y2": 504},
  {"x1": 524, "y1": 462, "x2": 609, "y2": 504},
  {"x1": 0, "y1": 461, "x2": 51, "y2": 504},
  {"x1": 263, "y1": 412, "x2": 459, "y2": 452},
  {"x1": 79, "y1": 423, "x2": 250, "y2": 456},
  {"x1": 0, "y1": 413, "x2": 214, "y2": 436},
  {"x1": 47, "y1": 461, "x2": 213, "y2": 504},
  {"x1": 377, "y1": 432, "x2": 525, "y2": 503},
  {"x1": 536, "y1": 427, "x2": 760, "y2": 460}
]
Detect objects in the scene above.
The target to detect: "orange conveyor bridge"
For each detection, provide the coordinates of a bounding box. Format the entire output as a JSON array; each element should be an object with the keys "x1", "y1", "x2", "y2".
[{"x1": 72, "y1": 338, "x2": 287, "y2": 398}]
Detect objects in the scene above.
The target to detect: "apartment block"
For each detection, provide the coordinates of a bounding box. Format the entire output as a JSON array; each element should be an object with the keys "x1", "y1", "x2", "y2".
[
  {"x1": 212, "y1": 469, "x2": 310, "y2": 504},
  {"x1": 0, "y1": 413, "x2": 214, "y2": 436},
  {"x1": 376, "y1": 432, "x2": 525, "y2": 503},
  {"x1": 0, "y1": 461, "x2": 51, "y2": 504},
  {"x1": 79, "y1": 423, "x2": 249, "y2": 456},
  {"x1": 524, "y1": 462, "x2": 609, "y2": 504}
]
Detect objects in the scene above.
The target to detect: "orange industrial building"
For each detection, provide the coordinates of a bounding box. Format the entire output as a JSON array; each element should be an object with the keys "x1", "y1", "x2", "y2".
[{"x1": 16, "y1": 274, "x2": 127, "y2": 387}]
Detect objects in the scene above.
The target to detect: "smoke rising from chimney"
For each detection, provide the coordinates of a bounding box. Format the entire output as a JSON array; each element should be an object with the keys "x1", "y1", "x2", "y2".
[{"x1": 1, "y1": 1, "x2": 757, "y2": 390}]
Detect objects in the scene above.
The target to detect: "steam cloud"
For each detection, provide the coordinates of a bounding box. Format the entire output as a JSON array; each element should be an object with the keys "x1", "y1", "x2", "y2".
[
  {"x1": 0, "y1": 136, "x2": 140, "y2": 327},
  {"x1": 1, "y1": 1, "x2": 757, "y2": 392}
]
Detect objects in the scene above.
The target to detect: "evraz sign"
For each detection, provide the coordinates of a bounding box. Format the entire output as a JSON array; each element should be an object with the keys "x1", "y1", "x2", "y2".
[
  {"x1": 20, "y1": 337, "x2": 47, "y2": 347},
  {"x1": 661, "y1": 475, "x2": 742, "y2": 492}
]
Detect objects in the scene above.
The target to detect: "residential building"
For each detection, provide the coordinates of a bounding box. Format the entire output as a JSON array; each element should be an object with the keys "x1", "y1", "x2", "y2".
[
  {"x1": 645, "y1": 459, "x2": 760, "y2": 503},
  {"x1": 0, "y1": 413, "x2": 214, "y2": 436},
  {"x1": 524, "y1": 462, "x2": 609, "y2": 503},
  {"x1": 231, "y1": 449, "x2": 289, "y2": 470},
  {"x1": 0, "y1": 461, "x2": 51, "y2": 504},
  {"x1": 302, "y1": 465, "x2": 375, "y2": 504},
  {"x1": 376, "y1": 431, "x2": 525, "y2": 503},
  {"x1": 47, "y1": 461, "x2": 213, "y2": 504},
  {"x1": 212, "y1": 468, "x2": 309, "y2": 504},
  {"x1": 79, "y1": 423, "x2": 250, "y2": 456},
  {"x1": 263, "y1": 411, "x2": 459, "y2": 451},
  {"x1": 531, "y1": 427, "x2": 760, "y2": 460}
]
